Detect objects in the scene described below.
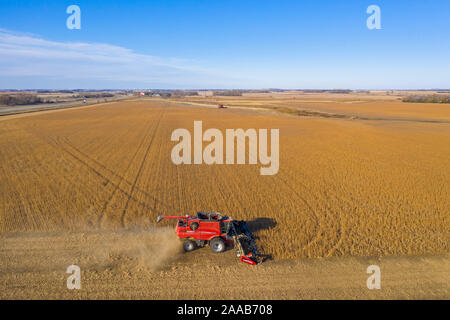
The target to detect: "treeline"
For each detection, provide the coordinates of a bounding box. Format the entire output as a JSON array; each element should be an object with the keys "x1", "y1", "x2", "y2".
[
  {"x1": 212, "y1": 90, "x2": 271, "y2": 96},
  {"x1": 0, "y1": 92, "x2": 118, "y2": 106},
  {"x1": 302, "y1": 89, "x2": 353, "y2": 94},
  {"x1": 141, "y1": 89, "x2": 272, "y2": 98},
  {"x1": 327, "y1": 89, "x2": 353, "y2": 94},
  {"x1": 37, "y1": 90, "x2": 75, "y2": 94},
  {"x1": 78, "y1": 92, "x2": 114, "y2": 98},
  {"x1": 141, "y1": 90, "x2": 198, "y2": 98},
  {"x1": 212, "y1": 90, "x2": 243, "y2": 96},
  {"x1": 0, "y1": 94, "x2": 42, "y2": 106},
  {"x1": 170, "y1": 90, "x2": 199, "y2": 97},
  {"x1": 35, "y1": 90, "x2": 123, "y2": 94},
  {"x1": 402, "y1": 95, "x2": 450, "y2": 104}
]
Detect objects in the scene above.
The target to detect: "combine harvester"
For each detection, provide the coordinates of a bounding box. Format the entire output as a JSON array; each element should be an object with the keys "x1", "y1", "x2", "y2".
[{"x1": 157, "y1": 212, "x2": 263, "y2": 265}]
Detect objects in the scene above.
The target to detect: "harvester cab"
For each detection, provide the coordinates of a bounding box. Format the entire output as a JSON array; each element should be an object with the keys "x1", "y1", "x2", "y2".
[{"x1": 157, "y1": 212, "x2": 263, "y2": 265}]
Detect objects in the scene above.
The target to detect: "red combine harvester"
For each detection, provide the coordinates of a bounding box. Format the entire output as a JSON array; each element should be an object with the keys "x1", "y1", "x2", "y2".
[{"x1": 157, "y1": 212, "x2": 262, "y2": 265}]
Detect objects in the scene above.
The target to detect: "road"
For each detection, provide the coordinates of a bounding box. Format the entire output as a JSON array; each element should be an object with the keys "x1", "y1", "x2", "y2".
[{"x1": 0, "y1": 96, "x2": 129, "y2": 116}]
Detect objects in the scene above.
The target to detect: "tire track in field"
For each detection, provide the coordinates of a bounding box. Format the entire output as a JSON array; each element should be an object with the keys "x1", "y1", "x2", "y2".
[
  {"x1": 325, "y1": 212, "x2": 344, "y2": 257},
  {"x1": 72, "y1": 127, "x2": 148, "y2": 228},
  {"x1": 20, "y1": 128, "x2": 119, "y2": 228},
  {"x1": 322, "y1": 186, "x2": 346, "y2": 257},
  {"x1": 31, "y1": 130, "x2": 131, "y2": 204},
  {"x1": 26, "y1": 113, "x2": 176, "y2": 226},
  {"x1": 60, "y1": 122, "x2": 152, "y2": 229},
  {"x1": 281, "y1": 166, "x2": 346, "y2": 257},
  {"x1": 58, "y1": 136, "x2": 177, "y2": 215},
  {"x1": 41, "y1": 135, "x2": 159, "y2": 217},
  {"x1": 275, "y1": 173, "x2": 323, "y2": 256},
  {"x1": 120, "y1": 111, "x2": 165, "y2": 228}
]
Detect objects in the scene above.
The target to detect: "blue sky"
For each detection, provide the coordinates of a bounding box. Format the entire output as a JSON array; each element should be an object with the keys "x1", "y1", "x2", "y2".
[{"x1": 0, "y1": 0, "x2": 449, "y2": 89}]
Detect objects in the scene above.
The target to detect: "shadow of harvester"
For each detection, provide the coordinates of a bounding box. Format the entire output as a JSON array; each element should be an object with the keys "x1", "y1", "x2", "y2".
[
  {"x1": 246, "y1": 217, "x2": 277, "y2": 233},
  {"x1": 245, "y1": 217, "x2": 277, "y2": 261}
]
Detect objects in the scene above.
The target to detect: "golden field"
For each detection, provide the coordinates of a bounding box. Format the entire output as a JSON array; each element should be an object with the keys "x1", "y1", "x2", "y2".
[{"x1": 0, "y1": 95, "x2": 449, "y2": 299}]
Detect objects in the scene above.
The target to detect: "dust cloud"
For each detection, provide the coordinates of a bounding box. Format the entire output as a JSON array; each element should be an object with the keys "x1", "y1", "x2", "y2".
[
  {"x1": 0, "y1": 227, "x2": 183, "y2": 274},
  {"x1": 101, "y1": 227, "x2": 183, "y2": 271}
]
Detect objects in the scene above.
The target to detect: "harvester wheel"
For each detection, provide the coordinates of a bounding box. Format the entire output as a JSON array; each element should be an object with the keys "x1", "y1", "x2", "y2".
[
  {"x1": 209, "y1": 237, "x2": 225, "y2": 253},
  {"x1": 183, "y1": 240, "x2": 196, "y2": 252}
]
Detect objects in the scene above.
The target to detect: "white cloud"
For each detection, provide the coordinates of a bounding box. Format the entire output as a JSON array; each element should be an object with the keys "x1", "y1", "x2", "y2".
[
  {"x1": 0, "y1": 29, "x2": 247, "y2": 89},
  {"x1": 0, "y1": 28, "x2": 446, "y2": 90}
]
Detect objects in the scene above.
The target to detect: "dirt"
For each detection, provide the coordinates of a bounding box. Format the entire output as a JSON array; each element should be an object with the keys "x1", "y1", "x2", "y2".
[{"x1": 0, "y1": 230, "x2": 448, "y2": 299}]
